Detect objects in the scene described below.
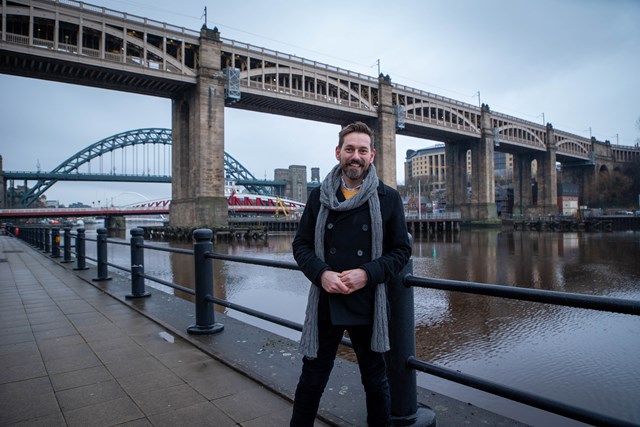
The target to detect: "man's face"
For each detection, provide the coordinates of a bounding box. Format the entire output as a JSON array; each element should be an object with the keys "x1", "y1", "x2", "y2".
[{"x1": 335, "y1": 132, "x2": 376, "y2": 183}]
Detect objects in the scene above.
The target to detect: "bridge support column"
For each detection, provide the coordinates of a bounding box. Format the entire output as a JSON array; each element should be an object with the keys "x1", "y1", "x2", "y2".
[
  {"x1": 170, "y1": 26, "x2": 228, "y2": 228},
  {"x1": 535, "y1": 123, "x2": 558, "y2": 215},
  {"x1": 561, "y1": 137, "x2": 614, "y2": 209},
  {"x1": 445, "y1": 141, "x2": 470, "y2": 215},
  {"x1": 467, "y1": 104, "x2": 497, "y2": 221},
  {"x1": 513, "y1": 153, "x2": 534, "y2": 217},
  {"x1": 561, "y1": 164, "x2": 592, "y2": 208},
  {"x1": 375, "y1": 74, "x2": 398, "y2": 188}
]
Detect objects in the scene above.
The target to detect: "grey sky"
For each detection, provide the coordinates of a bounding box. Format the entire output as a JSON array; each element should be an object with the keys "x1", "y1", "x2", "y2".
[{"x1": 1, "y1": 0, "x2": 638, "y2": 206}]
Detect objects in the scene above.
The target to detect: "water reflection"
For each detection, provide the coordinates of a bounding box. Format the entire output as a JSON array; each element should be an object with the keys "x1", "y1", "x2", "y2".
[
  {"x1": 87, "y1": 222, "x2": 640, "y2": 425},
  {"x1": 410, "y1": 230, "x2": 640, "y2": 425}
]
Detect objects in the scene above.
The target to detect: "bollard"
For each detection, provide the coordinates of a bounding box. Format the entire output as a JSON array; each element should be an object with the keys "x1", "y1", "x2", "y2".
[
  {"x1": 42, "y1": 228, "x2": 47, "y2": 250},
  {"x1": 73, "y1": 228, "x2": 89, "y2": 271},
  {"x1": 44, "y1": 228, "x2": 51, "y2": 253},
  {"x1": 187, "y1": 229, "x2": 224, "y2": 335},
  {"x1": 387, "y1": 236, "x2": 436, "y2": 427},
  {"x1": 51, "y1": 228, "x2": 61, "y2": 258},
  {"x1": 93, "y1": 228, "x2": 112, "y2": 281},
  {"x1": 61, "y1": 227, "x2": 72, "y2": 263},
  {"x1": 126, "y1": 228, "x2": 150, "y2": 298}
]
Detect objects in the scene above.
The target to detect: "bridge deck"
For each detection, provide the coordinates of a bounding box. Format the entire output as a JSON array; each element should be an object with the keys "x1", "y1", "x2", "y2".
[{"x1": 0, "y1": 234, "x2": 528, "y2": 427}]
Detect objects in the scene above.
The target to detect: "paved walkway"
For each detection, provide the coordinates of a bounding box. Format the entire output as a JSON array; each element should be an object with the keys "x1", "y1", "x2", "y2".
[
  {"x1": 1, "y1": 233, "x2": 533, "y2": 427},
  {"x1": 0, "y1": 234, "x2": 330, "y2": 426}
]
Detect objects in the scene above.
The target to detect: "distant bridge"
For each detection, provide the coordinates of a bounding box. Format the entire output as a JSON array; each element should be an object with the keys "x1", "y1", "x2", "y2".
[
  {"x1": 0, "y1": 191, "x2": 308, "y2": 219},
  {"x1": 0, "y1": 206, "x2": 169, "y2": 219},
  {"x1": 2, "y1": 128, "x2": 286, "y2": 207}
]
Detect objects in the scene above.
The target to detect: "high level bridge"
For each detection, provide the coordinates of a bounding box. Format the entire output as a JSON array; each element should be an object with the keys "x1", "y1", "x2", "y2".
[{"x1": 1, "y1": 0, "x2": 639, "y2": 225}]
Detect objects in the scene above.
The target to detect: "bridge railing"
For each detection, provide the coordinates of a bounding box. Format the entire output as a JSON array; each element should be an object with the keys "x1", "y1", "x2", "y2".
[
  {"x1": 55, "y1": 0, "x2": 200, "y2": 39},
  {"x1": 404, "y1": 211, "x2": 461, "y2": 220},
  {"x1": 6, "y1": 224, "x2": 640, "y2": 427},
  {"x1": 222, "y1": 37, "x2": 379, "y2": 86}
]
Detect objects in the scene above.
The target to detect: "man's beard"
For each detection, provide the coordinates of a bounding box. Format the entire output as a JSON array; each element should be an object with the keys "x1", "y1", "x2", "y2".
[{"x1": 341, "y1": 159, "x2": 368, "y2": 181}]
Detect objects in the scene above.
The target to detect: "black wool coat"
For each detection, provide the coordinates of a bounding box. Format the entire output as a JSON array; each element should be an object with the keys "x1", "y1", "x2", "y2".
[{"x1": 292, "y1": 180, "x2": 411, "y2": 325}]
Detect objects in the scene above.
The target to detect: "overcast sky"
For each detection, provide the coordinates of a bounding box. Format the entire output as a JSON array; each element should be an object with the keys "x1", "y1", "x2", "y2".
[{"x1": 1, "y1": 0, "x2": 639, "y2": 206}]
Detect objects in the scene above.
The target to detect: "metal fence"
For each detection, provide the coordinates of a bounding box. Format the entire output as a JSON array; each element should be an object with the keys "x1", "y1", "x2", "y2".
[{"x1": 6, "y1": 224, "x2": 640, "y2": 427}]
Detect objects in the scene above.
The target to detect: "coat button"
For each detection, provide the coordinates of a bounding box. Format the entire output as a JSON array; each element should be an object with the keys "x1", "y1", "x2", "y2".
[
  {"x1": 357, "y1": 250, "x2": 364, "y2": 256},
  {"x1": 329, "y1": 248, "x2": 337, "y2": 255},
  {"x1": 362, "y1": 224, "x2": 369, "y2": 231},
  {"x1": 327, "y1": 223, "x2": 334, "y2": 229}
]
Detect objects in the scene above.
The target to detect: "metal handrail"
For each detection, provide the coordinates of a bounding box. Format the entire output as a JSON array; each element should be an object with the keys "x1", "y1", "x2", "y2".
[
  {"x1": 138, "y1": 272, "x2": 195, "y2": 295},
  {"x1": 405, "y1": 276, "x2": 640, "y2": 315},
  {"x1": 206, "y1": 251, "x2": 299, "y2": 270},
  {"x1": 406, "y1": 357, "x2": 636, "y2": 427},
  {"x1": 137, "y1": 243, "x2": 194, "y2": 256}
]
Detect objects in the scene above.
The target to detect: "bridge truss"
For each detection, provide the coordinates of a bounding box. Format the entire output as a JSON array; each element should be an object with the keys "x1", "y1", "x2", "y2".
[{"x1": 10, "y1": 128, "x2": 269, "y2": 207}]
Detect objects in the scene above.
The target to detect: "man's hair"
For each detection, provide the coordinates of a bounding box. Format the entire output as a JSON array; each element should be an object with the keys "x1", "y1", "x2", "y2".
[{"x1": 338, "y1": 121, "x2": 374, "y2": 149}]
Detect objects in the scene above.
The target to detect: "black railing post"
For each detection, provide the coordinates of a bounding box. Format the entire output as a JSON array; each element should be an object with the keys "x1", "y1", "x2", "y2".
[
  {"x1": 126, "y1": 228, "x2": 150, "y2": 299},
  {"x1": 61, "y1": 227, "x2": 72, "y2": 263},
  {"x1": 73, "y1": 228, "x2": 89, "y2": 271},
  {"x1": 38, "y1": 227, "x2": 44, "y2": 249},
  {"x1": 93, "y1": 228, "x2": 112, "y2": 281},
  {"x1": 51, "y1": 228, "x2": 61, "y2": 258},
  {"x1": 44, "y1": 228, "x2": 51, "y2": 253},
  {"x1": 187, "y1": 229, "x2": 224, "y2": 335},
  {"x1": 387, "y1": 237, "x2": 436, "y2": 427}
]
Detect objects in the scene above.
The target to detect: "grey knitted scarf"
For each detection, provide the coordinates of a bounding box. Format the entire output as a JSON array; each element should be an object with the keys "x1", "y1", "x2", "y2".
[{"x1": 299, "y1": 163, "x2": 389, "y2": 358}]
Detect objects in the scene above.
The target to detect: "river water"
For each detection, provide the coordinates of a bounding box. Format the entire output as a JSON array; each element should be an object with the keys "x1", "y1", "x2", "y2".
[{"x1": 85, "y1": 221, "x2": 640, "y2": 426}]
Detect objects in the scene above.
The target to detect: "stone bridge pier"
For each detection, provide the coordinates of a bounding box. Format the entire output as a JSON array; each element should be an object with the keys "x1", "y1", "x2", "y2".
[
  {"x1": 561, "y1": 138, "x2": 618, "y2": 208},
  {"x1": 534, "y1": 124, "x2": 558, "y2": 215},
  {"x1": 374, "y1": 74, "x2": 398, "y2": 189},
  {"x1": 170, "y1": 26, "x2": 228, "y2": 228},
  {"x1": 512, "y1": 124, "x2": 558, "y2": 217},
  {"x1": 445, "y1": 104, "x2": 497, "y2": 222},
  {"x1": 513, "y1": 153, "x2": 534, "y2": 216}
]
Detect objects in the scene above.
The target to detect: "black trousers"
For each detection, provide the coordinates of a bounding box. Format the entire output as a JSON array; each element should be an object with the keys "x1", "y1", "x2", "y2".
[{"x1": 290, "y1": 322, "x2": 390, "y2": 427}]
